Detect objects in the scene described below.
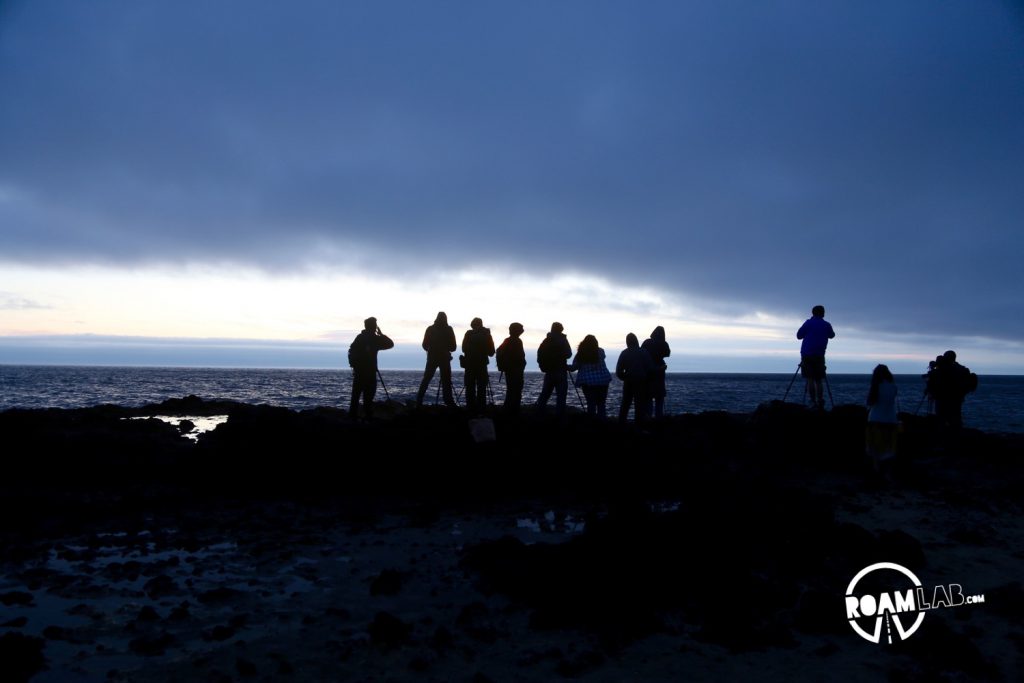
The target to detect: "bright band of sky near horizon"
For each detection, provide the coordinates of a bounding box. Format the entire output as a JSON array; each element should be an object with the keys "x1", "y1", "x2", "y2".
[
  {"x1": 1, "y1": 1, "x2": 1022, "y2": 373},
  {"x1": 3, "y1": 262, "x2": 1021, "y2": 374}
]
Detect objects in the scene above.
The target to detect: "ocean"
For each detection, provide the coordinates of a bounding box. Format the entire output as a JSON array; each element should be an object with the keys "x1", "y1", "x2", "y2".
[{"x1": 1, "y1": 365, "x2": 1021, "y2": 434}]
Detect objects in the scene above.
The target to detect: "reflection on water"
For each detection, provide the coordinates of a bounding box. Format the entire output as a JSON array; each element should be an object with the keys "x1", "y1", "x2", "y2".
[{"x1": 126, "y1": 415, "x2": 228, "y2": 440}]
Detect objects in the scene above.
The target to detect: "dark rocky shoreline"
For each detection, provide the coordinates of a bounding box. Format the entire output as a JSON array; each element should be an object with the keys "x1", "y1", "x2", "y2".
[{"x1": 1, "y1": 398, "x2": 1022, "y2": 681}]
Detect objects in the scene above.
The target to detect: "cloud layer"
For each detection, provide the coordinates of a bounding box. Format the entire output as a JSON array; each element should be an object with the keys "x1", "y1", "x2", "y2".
[{"x1": 2, "y1": 1, "x2": 1022, "y2": 341}]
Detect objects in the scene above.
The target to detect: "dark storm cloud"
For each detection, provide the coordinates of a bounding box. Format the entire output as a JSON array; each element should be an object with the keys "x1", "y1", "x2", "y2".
[{"x1": 1, "y1": 1, "x2": 1022, "y2": 340}]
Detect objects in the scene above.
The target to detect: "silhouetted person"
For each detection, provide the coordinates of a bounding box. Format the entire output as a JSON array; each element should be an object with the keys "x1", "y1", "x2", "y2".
[
  {"x1": 866, "y1": 364, "x2": 899, "y2": 473},
  {"x1": 570, "y1": 335, "x2": 612, "y2": 418},
  {"x1": 536, "y1": 322, "x2": 572, "y2": 417},
  {"x1": 416, "y1": 311, "x2": 457, "y2": 408},
  {"x1": 928, "y1": 350, "x2": 977, "y2": 431},
  {"x1": 496, "y1": 322, "x2": 526, "y2": 415},
  {"x1": 796, "y1": 305, "x2": 836, "y2": 410},
  {"x1": 921, "y1": 356, "x2": 943, "y2": 414},
  {"x1": 641, "y1": 326, "x2": 671, "y2": 418},
  {"x1": 461, "y1": 318, "x2": 495, "y2": 415},
  {"x1": 347, "y1": 317, "x2": 394, "y2": 420},
  {"x1": 616, "y1": 332, "x2": 656, "y2": 424}
]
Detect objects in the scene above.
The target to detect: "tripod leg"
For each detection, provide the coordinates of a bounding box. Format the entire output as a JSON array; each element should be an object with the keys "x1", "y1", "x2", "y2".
[
  {"x1": 568, "y1": 371, "x2": 585, "y2": 409},
  {"x1": 783, "y1": 364, "x2": 801, "y2": 402}
]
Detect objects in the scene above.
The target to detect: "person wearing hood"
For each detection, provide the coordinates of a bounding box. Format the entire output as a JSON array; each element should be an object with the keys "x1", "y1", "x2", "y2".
[
  {"x1": 496, "y1": 322, "x2": 527, "y2": 415},
  {"x1": 416, "y1": 311, "x2": 457, "y2": 408},
  {"x1": 616, "y1": 332, "x2": 656, "y2": 424},
  {"x1": 641, "y1": 326, "x2": 671, "y2": 418},
  {"x1": 535, "y1": 322, "x2": 572, "y2": 417},
  {"x1": 461, "y1": 317, "x2": 495, "y2": 414}
]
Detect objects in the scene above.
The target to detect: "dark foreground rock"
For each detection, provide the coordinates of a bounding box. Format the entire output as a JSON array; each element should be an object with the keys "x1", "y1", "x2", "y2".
[
  {"x1": 0, "y1": 632, "x2": 46, "y2": 683},
  {"x1": 0, "y1": 397, "x2": 1021, "y2": 682}
]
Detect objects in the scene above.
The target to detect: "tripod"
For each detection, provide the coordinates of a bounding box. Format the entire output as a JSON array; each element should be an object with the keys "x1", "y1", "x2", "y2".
[
  {"x1": 783, "y1": 362, "x2": 833, "y2": 409},
  {"x1": 567, "y1": 369, "x2": 586, "y2": 410},
  {"x1": 783, "y1": 363, "x2": 802, "y2": 402}
]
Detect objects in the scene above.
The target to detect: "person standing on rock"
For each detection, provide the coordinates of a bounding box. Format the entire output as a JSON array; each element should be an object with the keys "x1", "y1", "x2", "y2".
[
  {"x1": 570, "y1": 334, "x2": 612, "y2": 418},
  {"x1": 348, "y1": 317, "x2": 394, "y2": 420},
  {"x1": 616, "y1": 332, "x2": 656, "y2": 424},
  {"x1": 416, "y1": 312, "x2": 457, "y2": 408},
  {"x1": 866, "y1": 364, "x2": 899, "y2": 473},
  {"x1": 796, "y1": 305, "x2": 836, "y2": 410},
  {"x1": 496, "y1": 322, "x2": 527, "y2": 415},
  {"x1": 641, "y1": 326, "x2": 671, "y2": 418},
  {"x1": 535, "y1": 322, "x2": 573, "y2": 417},
  {"x1": 461, "y1": 318, "x2": 495, "y2": 415},
  {"x1": 928, "y1": 350, "x2": 978, "y2": 431}
]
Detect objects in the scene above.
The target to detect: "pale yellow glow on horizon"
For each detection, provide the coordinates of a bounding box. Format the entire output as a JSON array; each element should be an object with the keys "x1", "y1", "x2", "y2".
[
  {"x1": 0, "y1": 263, "x2": 788, "y2": 350},
  {"x1": 3, "y1": 263, "x2": 1021, "y2": 373}
]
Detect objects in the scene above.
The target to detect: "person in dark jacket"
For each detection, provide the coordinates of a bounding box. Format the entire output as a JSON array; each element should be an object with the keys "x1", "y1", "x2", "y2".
[
  {"x1": 416, "y1": 311, "x2": 457, "y2": 408},
  {"x1": 570, "y1": 334, "x2": 612, "y2": 417},
  {"x1": 348, "y1": 317, "x2": 394, "y2": 420},
  {"x1": 641, "y1": 326, "x2": 671, "y2": 418},
  {"x1": 461, "y1": 318, "x2": 495, "y2": 414},
  {"x1": 535, "y1": 322, "x2": 572, "y2": 417},
  {"x1": 496, "y1": 322, "x2": 527, "y2": 415},
  {"x1": 927, "y1": 350, "x2": 977, "y2": 431},
  {"x1": 616, "y1": 332, "x2": 656, "y2": 424}
]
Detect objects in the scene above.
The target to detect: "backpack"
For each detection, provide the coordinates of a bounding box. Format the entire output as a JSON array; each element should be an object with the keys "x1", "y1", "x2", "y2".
[
  {"x1": 496, "y1": 340, "x2": 510, "y2": 372},
  {"x1": 966, "y1": 371, "x2": 979, "y2": 394},
  {"x1": 537, "y1": 336, "x2": 564, "y2": 373},
  {"x1": 348, "y1": 334, "x2": 372, "y2": 369}
]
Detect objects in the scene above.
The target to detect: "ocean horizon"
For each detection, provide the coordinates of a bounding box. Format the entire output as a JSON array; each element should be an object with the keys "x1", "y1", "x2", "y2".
[{"x1": 3, "y1": 364, "x2": 1021, "y2": 434}]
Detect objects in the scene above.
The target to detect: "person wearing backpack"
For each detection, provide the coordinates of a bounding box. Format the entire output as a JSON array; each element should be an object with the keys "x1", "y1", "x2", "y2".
[
  {"x1": 347, "y1": 317, "x2": 394, "y2": 420},
  {"x1": 616, "y1": 332, "x2": 656, "y2": 424},
  {"x1": 416, "y1": 312, "x2": 457, "y2": 408},
  {"x1": 496, "y1": 322, "x2": 527, "y2": 415},
  {"x1": 461, "y1": 318, "x2": 495, "y2": 415},
  {"x1": 930, "y1": 350, "x2": 978, "y2": 431},
  {"x1": 535, "y1": 322, "x2": 572, "y2": 417},
  {"x1": 570, "y1": 335, "x2": 612, "y2": 417}
]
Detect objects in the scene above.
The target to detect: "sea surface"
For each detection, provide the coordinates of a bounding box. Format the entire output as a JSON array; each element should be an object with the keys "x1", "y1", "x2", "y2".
[{"x1": 2, "y1": 365, "x2": 1022, "y2": 434}]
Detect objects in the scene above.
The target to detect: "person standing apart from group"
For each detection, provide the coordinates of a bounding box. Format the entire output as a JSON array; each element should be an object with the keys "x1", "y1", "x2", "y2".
[
  {"x1": 796, "y1": 305, "x2": 836, "y2": 410},
  {"x1": 416, "y1": 312, "x2": 457, "y2": 408},
  {"x1": 641, "y1": 326, "x2": 671, "y2": 418},
  {"x1": 347, "y1": 317, "x2": 394, "y2": 420},
  {"x1": 496, "y1": 322, "x2": 527, "y2": 415},
  {"x1": 616, "y1": 333, "x2": 656, "y2": 424},
  {"x1": 461, "y1": 318, "x2": 495, "y2": 415},
  {"x1": 570, "y1": 335, "x2": 612, "y2": 417},
  {"x1": 536, "y1": 322, "x2": 572, "y2": 417}
]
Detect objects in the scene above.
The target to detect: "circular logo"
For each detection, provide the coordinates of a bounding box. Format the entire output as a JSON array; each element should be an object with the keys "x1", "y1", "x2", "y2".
[{"x1": 845, "y1": 562, "x2": 925, "y2": 644}]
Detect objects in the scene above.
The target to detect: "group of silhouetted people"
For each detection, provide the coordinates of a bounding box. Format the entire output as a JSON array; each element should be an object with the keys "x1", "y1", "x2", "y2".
[
  {"x1": 347, "y1": 309, "x2": 978, "y2": 446},
  {"x1": 789, "y1": 304, "x2": 979, "y2": 475},
  {"x1": 348, "y1": 314, "x2": 671, "y2": 424}
]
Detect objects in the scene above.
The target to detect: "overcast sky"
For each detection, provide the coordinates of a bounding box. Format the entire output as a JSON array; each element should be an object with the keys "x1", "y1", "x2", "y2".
[{"x1": 1, "y1": 1, "x2": 1022, "y2": 372}]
